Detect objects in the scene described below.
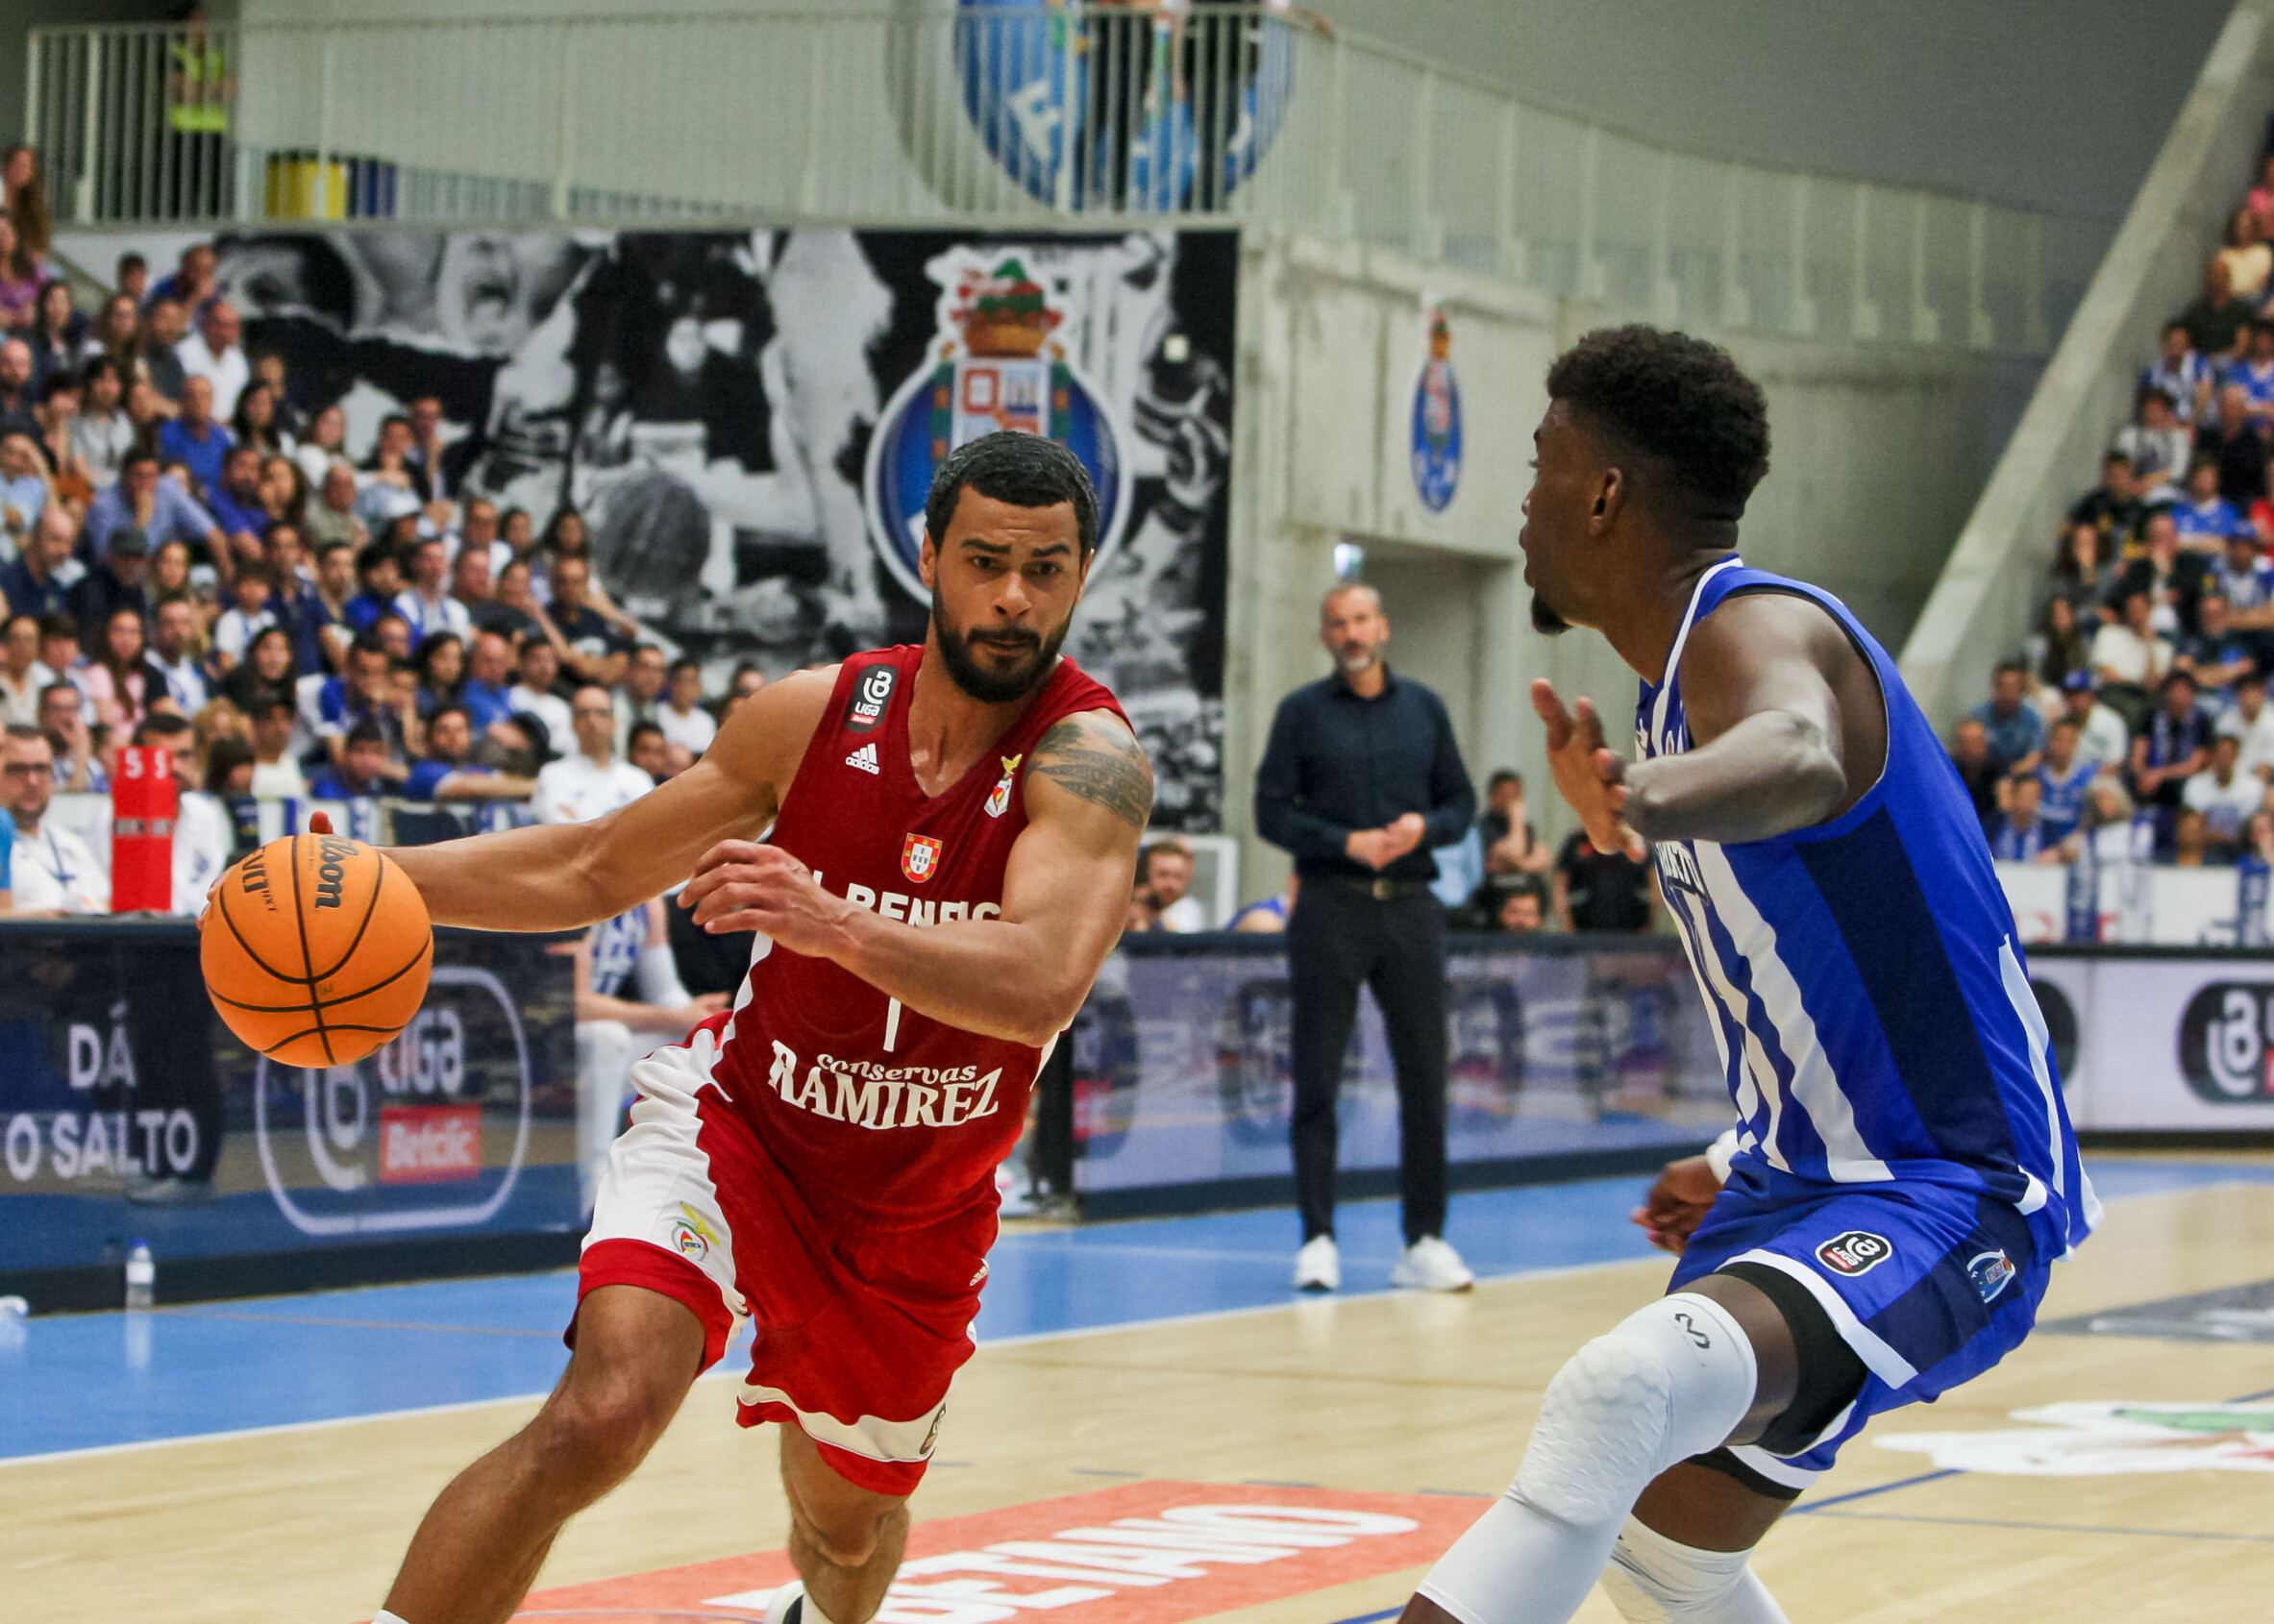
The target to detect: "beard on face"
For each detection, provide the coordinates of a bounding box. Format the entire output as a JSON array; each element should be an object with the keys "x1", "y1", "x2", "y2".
[
  {"x1": 932, "y1": 590, "x2": 1071, "y2": 703},
  {"x1": 1530, "y1": 592, "x2": 1572, "y2": 635}
]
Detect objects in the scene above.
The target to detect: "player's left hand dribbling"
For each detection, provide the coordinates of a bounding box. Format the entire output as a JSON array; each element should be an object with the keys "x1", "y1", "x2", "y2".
[{"x1": 680, "y1": 840, "x2": 853, "y2": 951}]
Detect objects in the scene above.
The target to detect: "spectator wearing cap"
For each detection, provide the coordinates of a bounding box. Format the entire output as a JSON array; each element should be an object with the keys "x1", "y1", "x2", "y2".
[
  {"x1": 2173, "y1": 460, "x2": 2244, "y2": 549},
  {"x1": 65, "y1": 524, "x2": 151, "y2": 636},
  {"x1": 84, "y1": 449, "x2": 216, "y2": 561},
  {"x1": 2143, "y1": 320, "x2": 2214, "y2": 426},
  {"x1": 2133, "y1": 671, "x2": 2215, "y2": 837},
  {"x1": 157, "y1": 374, "x2": 233, "y2": 502},
  {"x1": 1988, "y1": 775, "x2": 2052, "y2": 862},
  {"x1": 1970, "y1": 658, "x2": 2046, "y2": 775},
  {"x1": 2057, "y1": 671, "x2": 2133, "y2": 774},
  {"x1": 2035, "y1": 718, "x2": 2098, "y2": 842},
  {"x1": 176, "y1": 298, "x2": 247, "y2": 421},
  {"x1": 2113, "y1": 387, "x2": 2191, "y2": 494}
]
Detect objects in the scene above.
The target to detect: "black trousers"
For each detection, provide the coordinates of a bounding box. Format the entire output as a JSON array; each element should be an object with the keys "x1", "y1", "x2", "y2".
[
  {"x1": 1287, "y1": 879, "x2": 1448, "y2": 1244},
  {"x1": 1030, "y1": 1031, "x2": 1076, "y2": 1197}
]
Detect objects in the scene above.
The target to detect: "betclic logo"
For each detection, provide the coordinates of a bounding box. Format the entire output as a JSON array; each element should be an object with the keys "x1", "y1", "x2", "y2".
[{"x1": 2176, "y1": 983, "x2": 2274, "y2": 1102}]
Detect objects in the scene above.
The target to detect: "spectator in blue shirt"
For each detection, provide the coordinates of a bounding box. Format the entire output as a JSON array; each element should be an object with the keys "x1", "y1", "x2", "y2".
[
  {"x1": 308, "y1": 720, "x2": 394, "y2": 800},
  {"x1": 2035, "y1": 719, "x2": 2098, "y2": 842},
  {"x1": 400, "y1": 705, "x2": 532, "y2": 802},
  {"x1": 459, "y1": 627, "x2": 520, "y2": 737},
  {"x1": 205, "y1": 443, "x2": 267, "y2": 546},
  {"x1": 1970, "y1": 658, "x2": 2046, "y2": 773},
  {"x1": 1989, "y1": 774, "x2": 2051, "y2": 862},
  {"x1": 2173, "y1": 458, "x2": 2245, "y2": 548},
  {"x1": 2237, "y1": 321, "x2": 2274, "y2": 426},
  {"x1": 157, "y1": 376, "x2": 234, "y2": 502},
  {"x1": 343, "y1": 538, "x2": 403, "y2": 633},
  {"x1": 84, "y1": 451, "x2": 216, "y2": 561}
]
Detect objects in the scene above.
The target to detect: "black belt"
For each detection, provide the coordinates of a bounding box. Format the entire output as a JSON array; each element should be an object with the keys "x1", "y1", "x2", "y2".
[{"x1": 1312, "y1": 873, "x2": 1437, "y2": 900}]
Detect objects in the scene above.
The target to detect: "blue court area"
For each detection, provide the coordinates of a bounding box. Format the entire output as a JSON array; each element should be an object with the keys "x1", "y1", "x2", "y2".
[{"x1": 2, "y1": 1158, "x2": 2265, "y2": 1464}]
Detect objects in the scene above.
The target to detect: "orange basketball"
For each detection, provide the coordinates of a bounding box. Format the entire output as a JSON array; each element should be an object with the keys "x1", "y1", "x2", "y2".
[{"x1": 200, "y1": 832, "x2": 433, "y2": 1068}]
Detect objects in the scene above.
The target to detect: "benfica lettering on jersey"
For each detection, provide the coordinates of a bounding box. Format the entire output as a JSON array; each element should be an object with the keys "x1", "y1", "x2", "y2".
[{"x1": 706, "y1": 645, "x2": 1127, "y2": 1228}]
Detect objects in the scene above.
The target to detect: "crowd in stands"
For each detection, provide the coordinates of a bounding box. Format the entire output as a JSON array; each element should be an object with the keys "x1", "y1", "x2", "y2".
[
  {"x1": 0, "y1": 179, "x2": 772, "y2": 916},
  {"x1": 1966, "y1": 143, "x2": 2274, "y2": 878}
]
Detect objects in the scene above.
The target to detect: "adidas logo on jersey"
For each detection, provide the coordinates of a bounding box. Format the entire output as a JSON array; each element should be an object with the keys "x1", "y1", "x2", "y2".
[{"x1": 845, "y1": 742, "x2": 880, "y2": 775}]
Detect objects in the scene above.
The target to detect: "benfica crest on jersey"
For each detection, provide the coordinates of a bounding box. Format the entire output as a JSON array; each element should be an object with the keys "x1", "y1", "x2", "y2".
[
  {"x1": 902, "y1": 833, "x2": 944, "y2": 884},
  {"x1": 985, "y1": 754, "x2": 1022, "y2": 819}
]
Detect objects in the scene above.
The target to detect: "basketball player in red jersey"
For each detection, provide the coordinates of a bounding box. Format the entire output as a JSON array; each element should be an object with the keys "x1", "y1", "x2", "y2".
[{"x1": 367, "y1": 432, "x2": 1150, "y2": 1624}]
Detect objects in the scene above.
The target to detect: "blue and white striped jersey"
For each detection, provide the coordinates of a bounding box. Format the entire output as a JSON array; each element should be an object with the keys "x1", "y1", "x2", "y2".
[
  {"x1": 588, "y1": 903, "x2": 650, "y2": 1001},
  {"x1": 1636, "y1": 559, "x2": 2098, "y2": 1256}
]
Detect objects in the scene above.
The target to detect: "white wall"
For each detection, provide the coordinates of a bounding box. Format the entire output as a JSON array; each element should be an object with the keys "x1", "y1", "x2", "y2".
[
  {"x1": 1224, "y1": 229, "x2": 2040, "y2": 901},
  {"x1": 232, "y1": 0, "x2": 2230, "y2": 228}
]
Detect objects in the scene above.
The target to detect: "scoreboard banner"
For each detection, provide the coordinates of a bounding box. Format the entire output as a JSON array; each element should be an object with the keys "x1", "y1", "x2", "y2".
[
  {"x1": 2030, "y1": 948, "x2": 2274, "y2": 1131},
  {"x1": 0, "y1": 922, "x2": 578, "y2": 1282},
  {"x1": 1071, "y1": 935, "x2": 1732, "y2": 1195}
]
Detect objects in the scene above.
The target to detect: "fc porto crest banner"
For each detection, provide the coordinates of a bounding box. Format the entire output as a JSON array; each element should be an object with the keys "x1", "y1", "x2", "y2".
[{"x1": 61, "y1": 226, "x2": 1238, "y2": 831}]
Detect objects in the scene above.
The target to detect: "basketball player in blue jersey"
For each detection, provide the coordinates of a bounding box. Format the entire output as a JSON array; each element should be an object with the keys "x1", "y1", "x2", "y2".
[{"x1": 1402, "y1": 326, "x2": 2098, "y2": 1624}]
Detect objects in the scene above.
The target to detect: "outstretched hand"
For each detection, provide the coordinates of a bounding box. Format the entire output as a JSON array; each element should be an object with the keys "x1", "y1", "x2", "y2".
[{"x1": 1532, "y1": 678, "x2": 1645, "y2": 861}]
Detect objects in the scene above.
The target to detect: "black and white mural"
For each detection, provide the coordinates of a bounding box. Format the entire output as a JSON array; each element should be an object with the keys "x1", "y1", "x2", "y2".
[{"x1": 67, "y1": 227, "x2": 1236, "y2": 830}]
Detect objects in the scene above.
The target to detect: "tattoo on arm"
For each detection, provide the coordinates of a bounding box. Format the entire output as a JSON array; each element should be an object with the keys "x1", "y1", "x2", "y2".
[{"x1": 1032, "y1": 714, "x2": 1154, "y2": 831}]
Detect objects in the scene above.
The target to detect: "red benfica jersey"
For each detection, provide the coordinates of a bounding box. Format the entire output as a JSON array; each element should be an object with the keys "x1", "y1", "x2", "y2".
[{"x1": 708, "y1": 645, "x2": 1127, "y2": 1229}]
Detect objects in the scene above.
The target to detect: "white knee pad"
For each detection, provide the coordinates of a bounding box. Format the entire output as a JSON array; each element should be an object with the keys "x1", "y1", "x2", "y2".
[
  {"x1": 1603, "y1": 1515, "x2": 1789, "y2": 1623},
  {"x1": 1514, "y1": 1292, "x2": 1757, "y2": 1527}
]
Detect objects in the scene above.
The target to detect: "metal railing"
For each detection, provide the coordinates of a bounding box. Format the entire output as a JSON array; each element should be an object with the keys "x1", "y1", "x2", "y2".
[{"x1": 25, "y1": 6, "x2": 2093, "y2": 352}]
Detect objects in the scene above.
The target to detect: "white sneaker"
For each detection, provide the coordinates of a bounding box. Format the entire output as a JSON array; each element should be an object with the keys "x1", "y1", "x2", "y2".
[
  {"x1": 1391, "y1": 1235, "x2": 1475, "y2": 1292},
  {"x1": 1292, "y1": 1235, "x2": 1341, "y2": 1292}
]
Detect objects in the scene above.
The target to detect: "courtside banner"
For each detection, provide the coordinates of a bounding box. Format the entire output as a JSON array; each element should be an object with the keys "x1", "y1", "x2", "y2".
[
  {"x1": 2030, "y1": 947, "x2": 2274, "y2": 1131},
  {"x1": 0, "y1": 922, "x2": 577, "y2": 1278},
  {"x1": 522, "y1": 1481, "x2": 1482, "y2": 1622},
  {"x1": 1075, "y1": 936, "x2": 1728, "y2": 1193}
]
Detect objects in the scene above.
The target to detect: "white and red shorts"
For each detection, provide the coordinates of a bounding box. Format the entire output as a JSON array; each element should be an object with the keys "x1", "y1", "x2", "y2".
[{"x1": 573, "y1": 1025, "x2": 994, "y2": 1496}]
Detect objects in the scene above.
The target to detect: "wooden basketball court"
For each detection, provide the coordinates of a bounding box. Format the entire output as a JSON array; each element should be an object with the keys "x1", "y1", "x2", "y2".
[{"x1": 6, "y1": 1158, "x2": 2270, "y2": 1623}]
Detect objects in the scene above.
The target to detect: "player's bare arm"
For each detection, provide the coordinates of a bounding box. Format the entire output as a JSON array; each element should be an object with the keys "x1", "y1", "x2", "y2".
[
  {"x1": 1535, "y1": 594, "x2": 1885, "y2": 852},
  {"x1": 680, "y1": 706, "x2": 1149, "y2": 1046},
  {"x1": 384, "y1": 668, "x2": 838, "y2": 932}
]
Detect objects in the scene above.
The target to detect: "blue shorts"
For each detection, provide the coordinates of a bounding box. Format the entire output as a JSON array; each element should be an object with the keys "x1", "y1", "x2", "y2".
[{"x1": 1668, "y1": 1163, "x2": 2049, "y2": 1494}]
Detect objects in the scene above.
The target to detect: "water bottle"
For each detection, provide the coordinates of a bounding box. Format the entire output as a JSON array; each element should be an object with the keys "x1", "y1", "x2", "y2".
[{"x1": 124, "y1": 1241, "x2": 155, "y2": 1311}]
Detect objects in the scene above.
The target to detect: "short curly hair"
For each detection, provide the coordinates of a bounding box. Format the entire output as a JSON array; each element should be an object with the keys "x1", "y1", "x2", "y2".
[{"x1": 1545, "y1": 326, "x2": 1770, "y2": 524}]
